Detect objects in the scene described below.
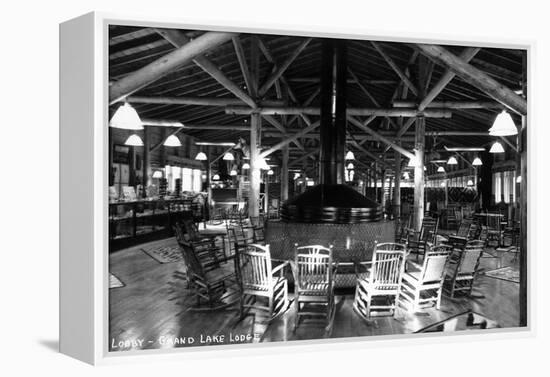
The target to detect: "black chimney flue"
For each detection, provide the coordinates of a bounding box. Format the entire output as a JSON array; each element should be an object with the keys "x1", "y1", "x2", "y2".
[
  {"x1": 319, "y1": 39, "x2": 347, "y2": 185},
  {"x1": 280, "y1": 39, "x2": 381, "y2": 224}
]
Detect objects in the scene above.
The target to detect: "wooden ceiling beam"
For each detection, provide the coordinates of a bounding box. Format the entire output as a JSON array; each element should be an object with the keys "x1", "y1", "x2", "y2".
[
  {"x1": 394, "y1": 48, "x2": 480, "y2": 142},
  {"x1": 141, "y1": 119, "x2": 250, "y2": 131},
  {"x1": 226, "y1": 106, "x2": 452, "y2": 117},
  {"x1": 109, "y1": 31, "x2": 236, "y2": 104},
  {"x1": 347, "y1": 116, "x2": 415, "y2": 160},
  {"x1": 416, "y1": 44, "x2": 526, "y2": 115},
  {"x1": 288, "y1": 149, "x2": 319, "y2": 168},
  {"x1": 127, "y1": 96, "x2": 283, "y2": 107},
  {"x1": 260, "y1": 121, "x2": 321, "y2": 158},
  {"x1": 418, "y1": 47, "x2": 480, "y2": 111},
  {"x1": 348, "y1": 68, "x2": 400, "y2": 130},
  {"x1": 288, "y1": 77, "x2": 398, "y2": 85},
  {"x1": 155, "y1": 29, "x2": 257, "y2": 108},
  {"x1": 263, "y1": 115, "x2": 306, "y2": 151},
  {"x1": 371, "y1": 41, "x2": 419, "y2": 96},
  {"x1": 393, "y1": 100, "x2": 502, "y2": 110},
  {"x1": 231, "y1": 36, "x2": 254, "y2": 96},
  {"x1": 258, "y1": 38, "x2": 312, "y2": 97},
  {"x1": 287, "y1": 87, "x2": 320, "y2": 127},
  {"x1": 348, "y1": 139, "x2": 392, "y2": 169}
]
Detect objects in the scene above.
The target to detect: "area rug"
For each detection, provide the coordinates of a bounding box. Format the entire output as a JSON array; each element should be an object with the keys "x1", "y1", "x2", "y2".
[
  {"x1": 141, "y1": 238, "x2": 183, "y2": 264},
  {"x1": 483, "y1": 266, "x2": 520, "y2": 283},
  {"x1": 109, "y1": 273, "x2": 125, "y2": 288}
]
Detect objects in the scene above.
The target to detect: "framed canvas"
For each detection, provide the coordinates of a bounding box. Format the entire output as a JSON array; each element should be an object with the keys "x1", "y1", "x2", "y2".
[{"x1": 59, "y1": 11, "x2": 534, "y2": 365}]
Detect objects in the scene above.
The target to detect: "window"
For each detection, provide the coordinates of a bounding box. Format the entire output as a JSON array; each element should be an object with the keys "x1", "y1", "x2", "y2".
[
  {"x1": 502, "y1": 170, "x2": 516, "y2": 203},
  {"x1": 493, "y1": 170, "x2": 517, "y2": 204},
  {"x1": 493, "y1": 172, "x2": 502, "y2": 203},
  {"x1": 192, "y1": 169, "x2": 202, "y2": 192}
]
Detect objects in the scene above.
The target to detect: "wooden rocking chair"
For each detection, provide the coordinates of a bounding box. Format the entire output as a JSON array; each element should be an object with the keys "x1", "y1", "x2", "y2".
[
  {"x1": 398, "y1": 245, "x2": 452, "y2": 313},
  {"x1": 407, "y1": 217, "x2": 438, "y2": 262},
  {"x1": 235, "y1": 243, "x2": 289, "y2": 322},
  {"x1": 178, "y1": 239, "x2": 238, "y2": 310},
  {"x1": 292, "y1": 245, "x2": 336, "y2": 332},
  {"x1": 443, "y1": 240, "x2": 485, "y2": 298},
  {"x1": 353, "y1": 242, "x2": 407, "y2": 321}
]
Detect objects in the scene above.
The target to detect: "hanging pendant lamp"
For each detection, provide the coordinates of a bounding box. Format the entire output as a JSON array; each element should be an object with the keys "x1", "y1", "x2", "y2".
[
  {"x1": 163, "y1": 134, "x2": 182, "y2": 147},
  {"x1": 110, "y1": 103, "x2": 143, "y2": 130},
  {"x1": 124, "y1": 134, "x2": 143, "y2": 146},
  {"x1": 489, "y1": 110, "x2": 517, "y2": 136},
  {"x1": 489, "y1": 141, "x2": 505, "y2": 153}
]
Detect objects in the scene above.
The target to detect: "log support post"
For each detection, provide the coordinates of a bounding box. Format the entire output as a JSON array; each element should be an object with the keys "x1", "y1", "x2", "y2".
[
  {"x1": 393, "y1": 149, "x2": 401, "y2": 219},
  {"x1": 249, "y1": 37, "x2": 261, "y2": 225},
  {"x1": 281, "y1": 145, "x2": 289, "y2": 202},
  {"x1": 413, "y1": 117, "x2": 426, "y2": 231},
  {"x1": 142, "y1": 126, "x2": 150, "y2": 196}
]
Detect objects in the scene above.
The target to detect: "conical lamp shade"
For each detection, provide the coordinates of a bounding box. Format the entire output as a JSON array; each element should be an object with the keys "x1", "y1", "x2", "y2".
[
  {"x1": 230, "y1": 169, "x2": 237, "y2": 176},
  {"x1": 152, "y1": 170, "x2": 163, "y2": 179},
  {"x1": 489, "y1": 110, "x2": 517, "y2": 136},
  {"x1": 242, "y1": 163, "x2": 250, "y2": 170},
  {"x1": 195, "y1": 152, "x2": 207, "y2": 161},
  {"x1": 163, "y1": 134, "x2": 182, "y2": 147},
  {"x1": 447, "y1": 156, "x2": 458, "y2": 165},
  {"x1": 437, "y1": 166, "x2": 445, "y2": 173},
  {"x1": 489, "y1": 141, "x2": 505, "y2": 153},
  {"x1": 345, "y1": 151, "x2": 355, "y2": 160},
  {"x1": 110, "y1": 103, "x2": 143, "y2": 130},
  {"x1": 267, "y1": 169, "x2": 274, "y2": 175},
  {"x1": 124, "y1": 134, "x2": 143, "y2": 146},
  {"x1": 472, "y1": 157, "x2": 483, "y2": 166},
  {"x1": 223, "y1": 152, "x2": 234, "y2": 161},
  {"x1": 212, "y1": 174, "x2": 220, "y2": 180}
]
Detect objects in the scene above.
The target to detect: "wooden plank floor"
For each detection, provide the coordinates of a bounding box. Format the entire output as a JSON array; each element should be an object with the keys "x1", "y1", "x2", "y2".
[{"x1": 109, "y1": 237, "x2": 520, "y2": 352}]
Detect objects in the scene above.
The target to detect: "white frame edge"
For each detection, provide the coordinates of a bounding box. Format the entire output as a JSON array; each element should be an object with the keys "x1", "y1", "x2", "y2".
[{"x1": 59, "y1": 11, "x2": 536, "y2": 365}]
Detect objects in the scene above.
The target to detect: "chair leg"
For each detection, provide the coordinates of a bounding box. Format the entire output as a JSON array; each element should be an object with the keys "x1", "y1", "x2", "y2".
[
  {"x1": 268, "y1": 296, "x2": 273, "y2": 318},
  {"x1": 412, "y1": 288, "x2": 420, "y2": 313},
  {"x1": 239, "y1": 295, "x2": 245, "y2": 320},
  {"x1": 293, "y1": 297, "x2": 300, "y2": 331},
  {"x1": 435, "y1": 286, "x2": 443, "y2": 310}
]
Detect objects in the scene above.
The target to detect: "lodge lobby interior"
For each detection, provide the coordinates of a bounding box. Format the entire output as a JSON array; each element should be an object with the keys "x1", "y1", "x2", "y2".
[{"x1": 107, "y1": 25, "x2": 527, "y2": 351}]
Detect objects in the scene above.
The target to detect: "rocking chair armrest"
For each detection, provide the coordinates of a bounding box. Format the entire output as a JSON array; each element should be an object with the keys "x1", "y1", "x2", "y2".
[
  {"x1": 191, "y1": 239, "x2": 217, "y2": 247},
  {"x1": 353, "y1": 260, "x2": 372, "y2": 275},
  {"x1": 332, "y1": 261, "x2": 340, "y2": 275},
  {"x1": 271, "y1": 261, "x2": 289, "y2": 276},
  {"x1": 406, "y1": 260, "x2": 422, "y2": 272}
]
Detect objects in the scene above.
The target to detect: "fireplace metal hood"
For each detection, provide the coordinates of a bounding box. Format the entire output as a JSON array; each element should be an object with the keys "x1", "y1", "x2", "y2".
[{"x1": 280, "y1": 39, "x2": 382, "y2": 223}]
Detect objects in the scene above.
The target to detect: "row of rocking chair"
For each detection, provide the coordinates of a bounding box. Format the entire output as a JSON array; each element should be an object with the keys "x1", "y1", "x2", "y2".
[{"x1": 174, "y1": 218, "x2": 486, "y2": 333}]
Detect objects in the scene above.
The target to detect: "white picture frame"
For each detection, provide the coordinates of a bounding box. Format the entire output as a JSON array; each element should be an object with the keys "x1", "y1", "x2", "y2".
[{"x1": 59, "y1": 11, "x2": 535, "y2": 365}]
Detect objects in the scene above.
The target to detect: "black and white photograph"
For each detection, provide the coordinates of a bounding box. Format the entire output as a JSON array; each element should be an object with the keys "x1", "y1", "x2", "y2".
[{"x1": 107, "y1": 24, "x2": 528, "y2": 351}]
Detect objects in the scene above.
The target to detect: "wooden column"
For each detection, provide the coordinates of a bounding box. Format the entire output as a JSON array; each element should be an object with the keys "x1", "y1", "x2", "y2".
[
  {"x1": 413, "y1": 117, "x2": 426, "y2": 231},
  {"x1": 444, "y1": 178, "x2": 449, "y2": 207},
  {"x1": 142, "y1": 126, "x2": 150, "y2": 197},
  {"x1": 249, "y1": 37, "x2": 261, "y2": 224},
  {"x1": 373, "y1": 163, "x2": 378, "y2": 202},
  {"x1": 206, "y1": 147, "x2": 212, "y2": 214},
  {"x1": 129, "y1": 146, "x2": 136, "y2": 187},
  {"x1": 393, "y1": 149, "x2": 401, "y2": 219},
  {"x1": 381, "y1": 169, "x2": 387, "y2": 210},
  {"x1": 281, "y1": 145, "x2": 289, "y2": 202},
  {"x1": 264, "y1": 172, "x2": 270, "y2": 213}
]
